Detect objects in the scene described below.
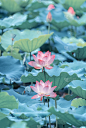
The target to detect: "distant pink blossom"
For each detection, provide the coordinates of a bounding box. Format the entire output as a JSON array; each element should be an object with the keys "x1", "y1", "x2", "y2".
[
  {"x1": 28, "y1": 51, "x2": 55, "y2": 71},
  {"x1": 46, "y1": 12, "x2": 52, "y2": 22},
  {"x1": 30, "y1": 80, "x2": 57, "y2": 101},
  {"x1": 68, "y1": 7, "x2": 75, "y2": 15},
  {"x1": 47, "y1": 4, "x2": 55, "y2": 10}
]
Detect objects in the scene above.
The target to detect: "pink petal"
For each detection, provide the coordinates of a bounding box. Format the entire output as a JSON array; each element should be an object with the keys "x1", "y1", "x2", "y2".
[
  {"x1": 42, "y1": 55, "x2": 48, "y2": 62},
  {"x1": 45, "y1": 65, "x2": 53, "y2": 69},
  {"x1": 68, "y1": 7, "x2": 75, "y2": 15},
  {"x1": 30, "y1": 86, "x2": 38, "y2": 93},
  {"x1": 49, "y1": 92, "x2": 57, "y2": 98},
  {"x1": 45, "y1": 80, "x2": 52, "y2": 88},
  {"x1": 47, "y1": 4, "x2": 55, "y2": 10},
  {"x1": 31, "y1": 94, "x2": 40, "y2": 99},
  {"x1": 43, "y1": 86, "x2": 49, "y2": 94},
  {"x1": 40, "y1": 80, "x2": 45, "y2": 88},
  {"x1": 32, "y1": 54, "x2": 38, "y2": 62},
  {"x1": 37, "y1": 51, "x2": 44, "y2": 59},
  {"x1": 28, "y1": 61, "x2": 42, "y2": 69},
  {"x1": 48, "y1": 86, "x2": 57, "y2": 93},
  {"x1": 48, "y1": 55, "x2": 55, "y2": 65},
  {"x1": 38, "y1": 59, "x2": 45, "y2": 66}
]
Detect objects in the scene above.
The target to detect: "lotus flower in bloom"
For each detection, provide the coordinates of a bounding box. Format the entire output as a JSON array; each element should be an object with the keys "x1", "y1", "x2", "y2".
[
  {"x1": 46, "y1": 12, "x2": 52, "y2": 22},
  {"x1": 28, "y1": 51, "x2": 55, "y2": 71},
  {"x1": 47, "y1": 4, "x2": 55, "y2": 10},
  {"x1": 30, "y1": 80, "x2": 57, "y2": 101},
  {"x1": 68, "y1": 7, "x2": 75, "y2": 15}
]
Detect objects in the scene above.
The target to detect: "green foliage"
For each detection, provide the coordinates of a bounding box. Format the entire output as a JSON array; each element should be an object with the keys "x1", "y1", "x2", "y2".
[{"x1": 71, "y1": 98, "x2": 86, "y2": 108}]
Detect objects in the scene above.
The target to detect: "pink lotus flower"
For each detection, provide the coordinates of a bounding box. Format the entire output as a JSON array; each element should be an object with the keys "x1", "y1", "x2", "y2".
[
  {"x1": 28, "y1": 51, "x2": 55, "y2": 71},
  {"x1": 68, "y1": 7, "x2": 75, "y2": 15},
  {"x1": 47, "y1": 4, "x2": 55, "y2": 10},
  {"x1": 46, "y1": 12, "x2": 52, "y2": 22},
  {"x1": 30, "y1": 80, "x2": 57, "y2": 101}
]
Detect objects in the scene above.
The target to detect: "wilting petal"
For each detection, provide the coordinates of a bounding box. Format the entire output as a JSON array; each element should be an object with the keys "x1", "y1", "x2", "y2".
[
  {"x1": 48, "y1": 55, "x2": 55, "y2": 65},
  {"x1": 45, "y1": 65, "x2": 53, "y2": 69},
  {"x1": 49, "y1": 92, "x2": 57, "y2": 98},
  {"x1": 38, "y1": 59, "x2": 45, "y2": 66},
  {"x1": 32, "y1": 54, "x2": 38, "y2": 62},
  {"x1": 31, "y1": 94, "x2": 40, "y2": 99},
  {"x1": 48, "y1": 86, "x2": 57, "y2": 93},
  {"x1": 30, "y1": 86, "x2": 38, "y2": 93}
]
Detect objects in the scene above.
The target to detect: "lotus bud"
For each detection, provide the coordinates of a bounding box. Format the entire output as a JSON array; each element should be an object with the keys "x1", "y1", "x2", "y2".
[
  {"x1": 46, "y1": 12, "x2": 52, "y2": 22},
  {"x1": 47, "y1": 4, "x2": 55, "y2": 10},
  {"x1": 68, "y1": 7, "x2": 75, "y2": 15}
]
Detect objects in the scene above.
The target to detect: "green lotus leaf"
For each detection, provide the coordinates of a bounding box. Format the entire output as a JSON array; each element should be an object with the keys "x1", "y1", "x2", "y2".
[
  {"x1": 1, "y1": 29, "x2": 53, "y2": 52},
  {"x1": 0, "y1": 112, "x2": 7, "y2": 120},
  {"x1": 71, "y1": 98, "x2": 86, "y2": 108},
  {"x1": 21, "y1": 71, "x2": 80, "y2": 91},
  {"x1": 48, "y1": 107, "x2": 86, "y2": 127},
  {"x1": 3, "y1": 45, "x2": 22, "y2": 60},
  {"x1": 51, "y1": 12, "x2": 70, "y2": 30},
  {"x1": 64, "y1": 93, "x2": 77, "y2": 101},
  {"x1": 0, "y1": 92, "x2": 18, "y2": 109},
  {"x1": 14, "y1": 34, "x2": 53, "y2": 53},
  {"x1": 64, "y1": 12, "x2": 86, "y2": 27},
  {"x1": 68, "y1": 80, "x2": 86, "y2": 99},
  {"x1": 0, "y1": 0, "x2": 22, "y2": 13},
  {"x1": 10, "y1": 122, "x2": 28, "y2": 128},
  {"x1": 59, "y1": 0, "x2": 85, "y2": 10},
  {"x1": 16, "y1": 20, "x2": 39, "y2": 29},
  {"x1": 62, "y1": 37, "x2": 86, "y2": 47},
  {"x1": 0, "y1": 117, "x2": 14, "y2": 127},
  {"x1": 15, "y1": 0, "x2": 32, "y2": 8},
  {"x1": 3, "y1": 51, "x2": 22, "y2": 60},
  {"x1": 67, "y1": 46, "x2": 86, "y2": 60},
  {"x1": 26, "y1": 117, "x2": 41, "y2": 128},
  {"x1": 0, "y1": 13, "x2": 27, "y2": 29}
]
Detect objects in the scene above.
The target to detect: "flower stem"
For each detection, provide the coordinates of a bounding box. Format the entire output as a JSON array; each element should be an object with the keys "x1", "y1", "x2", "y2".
[
  {"x1": 43, "y1": 96, "x2": 45, "y2": 105},
  {"x1": 11, "y1": 40, "x2": 13, "y2": 56},
  {"x1": 43, "y1": 67, "x2": 46, "y2": 82},
  {"x1": 47, "y1": 97, "x2": 51, "y2": 128},
  {"x1": 48, "y1": 23, "x2": 50, "y2": 34},
  {"x1": 68, "y1": 88, "x2": 70, "y2": 95},
  {"x1": 55, "y1": 99, "x2": 58, "y2": 128},
  {"x1": 49, "y1": 116, "x2": 51, "y2": 128},
  {"x1": 30, "y1": 52, "x2": 31, "y2": 61},
  {"x1": 0, "y1": 50, "x2": 1, "y2": 56}
]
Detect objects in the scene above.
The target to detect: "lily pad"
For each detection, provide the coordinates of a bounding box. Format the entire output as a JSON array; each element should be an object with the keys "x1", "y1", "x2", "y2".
[
  {"x1": 67, "y1": 46, "x2": 86, "y2": 60},
  {"x1": 64, "y1": 12, "x2": 86, "y2": 27},
  {"x1": 10, "y1": 122, "x2": 28, "y2": 128},
  {"x1": 0, "y1": 56, "x2": 26, "y2": 83},
  {"x1": 62, "y1": 37, "x2": 86, "y2": 47},
  {"x1": 21, "y1": 70, "x2": 80, "y2": 91},
  {"x1": 0, "y1": 13, "x2": 27, "y2": 29},
  {"x1": 0, "y1": 0, "x2": 22, "y2": 13},
  {"x1": 48, "y1": 106, "x2": 86, "y2": 127},
  {"x1": 71, "y1": 98, "x2": 86, "y2": 108},
  {"x1": 59, "y1": 0, "x2": 86, "y2": 10},
  {"x1": 1, "y1": 29, "x2": 53, "y2": 52},
  {"x1": 0, "y1": 91, "x2": 18, "y2": 120},
  {"x1": 68, "y1": 80, "x2": 86, "y2": 99}
]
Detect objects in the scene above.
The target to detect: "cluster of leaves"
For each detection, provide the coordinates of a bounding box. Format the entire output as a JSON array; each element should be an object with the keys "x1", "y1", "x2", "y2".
[{"x1": 0, "y1": 0, "x2": 86, "y2": 128}]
